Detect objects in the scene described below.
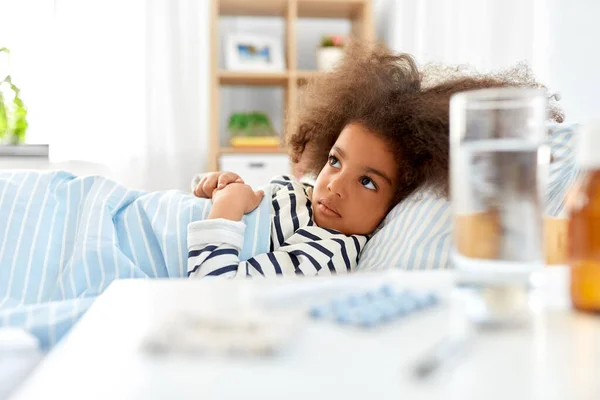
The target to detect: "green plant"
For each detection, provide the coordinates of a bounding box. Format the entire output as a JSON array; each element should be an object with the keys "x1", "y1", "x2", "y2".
[
  {"x1": 320, "y1": 35, "x2": 345, "y2": 48},
  {"x1": 0, "y1": 47, "x2": 28, "y2": 144},
  {"x1": 227, "y1": 112, "x2": 276, "y2": 137}
]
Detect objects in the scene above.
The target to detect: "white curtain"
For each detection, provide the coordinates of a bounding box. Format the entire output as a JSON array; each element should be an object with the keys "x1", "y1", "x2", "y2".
[
  {"x1": 47, "y1": 0, "x2": 210, "y2": 191},
  {"x1": 387, "y1": 0, "x2": 550, "y2": 80}
]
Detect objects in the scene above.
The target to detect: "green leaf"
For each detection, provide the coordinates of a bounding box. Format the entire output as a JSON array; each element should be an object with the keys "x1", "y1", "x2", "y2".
[
  {"x1": 0, "y1": 91, "x2": 7, "y2": 138},
  {"x1": 0, "y1": 74, "x2": 28, "y2": 143},
  {"x1": 0, "y1": 47, "x2": 9, "y2": 54},
  {"x1": 228, "y1": 113, "x2": 250, "y2": 136},
  {"x1": 12, "y1": 95, "x2": 27, "y2": 143}
]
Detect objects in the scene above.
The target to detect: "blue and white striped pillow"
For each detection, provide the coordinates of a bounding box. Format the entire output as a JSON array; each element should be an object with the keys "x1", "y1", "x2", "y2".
[{"x1": 357, "y1": 123, "x2": 578, "y2": 271}]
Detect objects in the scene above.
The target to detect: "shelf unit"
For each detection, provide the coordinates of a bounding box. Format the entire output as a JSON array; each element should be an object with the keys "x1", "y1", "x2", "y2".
[
  {"x1": 209, "y1": 0, "x2": 374, "y2": 170},
  {"x1": 219, "y1": 147, "x2": 289, "y2": 154}
]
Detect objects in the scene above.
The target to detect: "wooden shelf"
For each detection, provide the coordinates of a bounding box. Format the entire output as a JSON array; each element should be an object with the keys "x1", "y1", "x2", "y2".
[
  {"x1": 219, "y1": 0, "x2": 288, "y2": 17},
  {"x1": 219, "y1": 70, "x2": 325, "y2": 86},
  {"x1": 218, "y1": 0, "x2": 366, "y2": 18},
  {"x1": 209, "y1": 0, "x2": 374, "y2": 170},
  {"x1": 219, "y1": 147, "x2": 288, "y2": 155},
  {"x1": 219, "y1": 71, "x2": 289, "y2": 86},
  {"x1": 296, "y1": 70, "x2": 325, "y2": 84},
  {"x1": 297, "y1": 0, "x2": 366, "y2": 18}
]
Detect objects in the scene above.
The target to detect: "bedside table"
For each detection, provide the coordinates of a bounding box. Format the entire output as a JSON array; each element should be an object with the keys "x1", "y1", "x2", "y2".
[{"x1": 0, "y1": 144, "x2": 49, "y2": 170}]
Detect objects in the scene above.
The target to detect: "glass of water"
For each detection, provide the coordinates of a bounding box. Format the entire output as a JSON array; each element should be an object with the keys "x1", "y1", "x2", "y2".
[{"x1": 450, "y1": 88, "x2": 548, "y2": 326}]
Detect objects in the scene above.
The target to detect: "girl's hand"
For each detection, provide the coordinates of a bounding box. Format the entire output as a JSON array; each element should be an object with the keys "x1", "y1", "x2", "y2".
[
  {"x1": 194, "y1": 172, "x2": 244, "y2": 198},
  {"x1": 209, "y1": 183, "x2": 265, "y2": 221}
]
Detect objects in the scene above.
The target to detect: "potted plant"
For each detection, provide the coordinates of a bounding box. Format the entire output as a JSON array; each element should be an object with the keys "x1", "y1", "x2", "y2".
[
  {"x1": 0, "y1": 47, "x2": 28, "y2": 145},
  {"x1": 227, "y1": 111, "x2": 279, "y2": 148},
  {"x1": 317, "y1": 35, "x2": 346, "y2": 72}
]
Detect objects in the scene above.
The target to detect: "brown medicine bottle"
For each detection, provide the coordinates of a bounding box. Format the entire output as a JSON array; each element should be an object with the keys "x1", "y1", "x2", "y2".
[{"x1": 569, "y1": 121, "x2": 600, "y2": 312}]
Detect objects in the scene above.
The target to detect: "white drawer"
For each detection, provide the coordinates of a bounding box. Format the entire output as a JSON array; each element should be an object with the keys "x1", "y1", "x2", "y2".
[
  {"x1": 219, "y1": 154, "x2": 290, "y2": 189},
  {"x1": 0, "y1": 157, "x2": 50, "y2": 170}
]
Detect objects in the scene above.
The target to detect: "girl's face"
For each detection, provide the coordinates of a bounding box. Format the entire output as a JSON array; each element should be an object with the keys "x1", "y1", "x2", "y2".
[{"x1": 312, "y1": 123, "x2": 399, "y2": 235}]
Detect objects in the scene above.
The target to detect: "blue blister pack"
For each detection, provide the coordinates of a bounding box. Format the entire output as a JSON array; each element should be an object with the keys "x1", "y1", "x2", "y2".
[{"x1": 309, "y1": 285, "x2": 439, "y2": 328}]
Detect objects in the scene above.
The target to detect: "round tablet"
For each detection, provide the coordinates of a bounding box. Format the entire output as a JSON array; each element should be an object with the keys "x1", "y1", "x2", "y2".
[
  {"x1": 309, "y1": 305, "x2": 330, "y2": 319},
  {"x1": 356, "y1": 307, "x2": 384, "y2": 327},
  {"x1": 379, "y1": 284, "x2": 396, "y2": 297}
]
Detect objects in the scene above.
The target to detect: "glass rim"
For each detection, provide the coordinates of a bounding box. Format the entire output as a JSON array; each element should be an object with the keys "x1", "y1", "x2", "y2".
[{"x1": 451, "y1": 87, "x2": 547, "y2": 102}]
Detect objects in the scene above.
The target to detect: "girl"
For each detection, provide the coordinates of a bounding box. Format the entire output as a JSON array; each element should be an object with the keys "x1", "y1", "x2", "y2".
[{"x1": 188, "y1": 41, "x2": 563, "y2": 279}]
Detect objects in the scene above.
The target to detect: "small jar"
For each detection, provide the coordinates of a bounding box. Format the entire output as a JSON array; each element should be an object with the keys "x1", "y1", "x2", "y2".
[{"x1": 569, "y1": 121, "x2": 600, "y2": 312}]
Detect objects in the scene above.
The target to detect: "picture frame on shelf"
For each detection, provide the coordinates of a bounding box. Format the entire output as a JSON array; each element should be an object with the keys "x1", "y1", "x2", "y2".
[{"x1": 224, "y1": 34, "x2": 285, "y2": 72}]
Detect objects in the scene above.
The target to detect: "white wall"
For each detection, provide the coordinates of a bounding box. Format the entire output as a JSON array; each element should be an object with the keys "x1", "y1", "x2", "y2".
[
  {"x1": 386, "y1": 0, "x2": 540, "y2": 72},
  {"x1": 374, "y1": 0, "x2": 395, "y2": 45},
  {"x1": 546, "y1": 0, "x2": 600, "y2": 124},
  {"x1": 385, "y1": 0, "x2": 600, "y2": 125}
]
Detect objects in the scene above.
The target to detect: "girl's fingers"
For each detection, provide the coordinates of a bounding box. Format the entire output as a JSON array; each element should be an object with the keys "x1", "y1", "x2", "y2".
[
  {"x1": 194, "y1": 176, "x2": 207, "y2": 197},
  {"x1": 218, "y1": 173, "x2": 243, "y2": 189},
  {"x1": 254, "y1": 190, "x2": 265, "y2": 206},
  {"x1": 203, "y1": 175, "x2": 219, "y2": 198},
  {"x1": 246, "y1": 190, "x2": 265, "y2": 213}
]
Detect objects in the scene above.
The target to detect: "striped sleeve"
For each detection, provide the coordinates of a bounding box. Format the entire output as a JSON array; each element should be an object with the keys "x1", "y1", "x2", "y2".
[
  {"x1": 269, "y1": 175, "x2": 314, "y2": 250},
  {"x1": 545, "y1": 124, "x2": 580, "y2": 217},
  {"x1": 188, "y1": 220, "x2": 368, "y2": 279},
  {"x1": 187, "y1": 219, "x2": 246, "y2": 278}
]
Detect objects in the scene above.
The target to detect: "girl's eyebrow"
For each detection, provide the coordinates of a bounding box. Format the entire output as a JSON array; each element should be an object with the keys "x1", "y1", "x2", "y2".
[
  {"x1": 333, "y1": 145, "x2": 393, "y2": 186},
  {"x1": 332, "y1": 146, "x2": 345, "y2": 158},
  {"x1": 365, "y1": 167, "x2": 393, "y2": 186}
]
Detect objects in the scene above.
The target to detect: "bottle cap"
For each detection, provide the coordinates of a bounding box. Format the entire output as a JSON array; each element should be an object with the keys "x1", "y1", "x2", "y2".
[{"x1": 578, "y1": 120, "x2": 600, "y2": 169}]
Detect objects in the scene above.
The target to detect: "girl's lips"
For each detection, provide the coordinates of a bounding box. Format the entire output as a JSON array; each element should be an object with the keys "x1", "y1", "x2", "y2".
[{"x1": 318, "y1": 201, "x2": 341, "y2": 217}]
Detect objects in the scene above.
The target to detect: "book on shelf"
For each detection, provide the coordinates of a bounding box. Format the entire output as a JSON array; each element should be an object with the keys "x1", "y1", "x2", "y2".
[{"x1": 230, "y1": 136, "x2": 281, "y2": 148}]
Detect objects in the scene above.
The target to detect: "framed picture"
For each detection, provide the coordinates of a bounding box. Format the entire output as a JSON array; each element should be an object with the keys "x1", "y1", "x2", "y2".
[{"x1": 225, "y1": 34, "x2": 285, "y2": 72}]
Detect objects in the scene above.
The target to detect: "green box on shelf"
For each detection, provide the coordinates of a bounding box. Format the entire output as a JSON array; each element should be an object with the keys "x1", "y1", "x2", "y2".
[{"x1": 227, "y1": 112, "x2": 276, "y2": 137}]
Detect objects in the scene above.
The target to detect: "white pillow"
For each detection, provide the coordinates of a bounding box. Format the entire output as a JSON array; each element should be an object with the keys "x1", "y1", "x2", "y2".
[
  {"x1": 357, "y1": 123, "x2": 578, "y2": 271},
  {"x1": 358, "y1": 189, "x2": 452, "y2": 271}
]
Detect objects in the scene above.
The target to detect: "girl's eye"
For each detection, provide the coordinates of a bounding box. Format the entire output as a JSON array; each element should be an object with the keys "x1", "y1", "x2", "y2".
[
  {"x1": 360, "y1": 176, "x2": 377, "y2": 190},
  {"x1": 328, "y1": 155, "x2": 340, "y2": 168}
]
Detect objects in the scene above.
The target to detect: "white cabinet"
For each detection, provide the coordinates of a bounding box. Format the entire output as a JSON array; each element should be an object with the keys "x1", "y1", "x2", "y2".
[
  {"x1": 219, "y1": 154, "x2": 290, "y2": 189},
  {"x1": 0, "y1": 158, "x2": 50, "y2": 170}
]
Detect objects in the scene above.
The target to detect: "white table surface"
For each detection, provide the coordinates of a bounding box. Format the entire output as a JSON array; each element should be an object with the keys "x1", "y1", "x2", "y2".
[{"x1": 11, "y1": 268, "x2": 600, "y2": 400}]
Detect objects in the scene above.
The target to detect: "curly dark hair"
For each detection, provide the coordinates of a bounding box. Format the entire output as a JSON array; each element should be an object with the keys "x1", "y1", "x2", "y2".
[{"x1": 287, "y1": 41, "x2": 563, "y2": 203}]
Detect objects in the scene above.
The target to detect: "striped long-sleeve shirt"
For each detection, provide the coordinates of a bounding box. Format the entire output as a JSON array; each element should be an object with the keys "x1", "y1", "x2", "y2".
[{"x1": 187, "y1": 175, "x2": 369, "y2": 279}]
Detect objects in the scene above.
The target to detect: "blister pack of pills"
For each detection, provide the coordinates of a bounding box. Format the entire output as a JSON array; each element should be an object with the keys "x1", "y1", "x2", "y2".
[
  {"x1": 309, "y1": 285, "x2": 439, "y2": 328},
  {"x1": 142, "y1": 310, "x2": 302, "y2": 357}
]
